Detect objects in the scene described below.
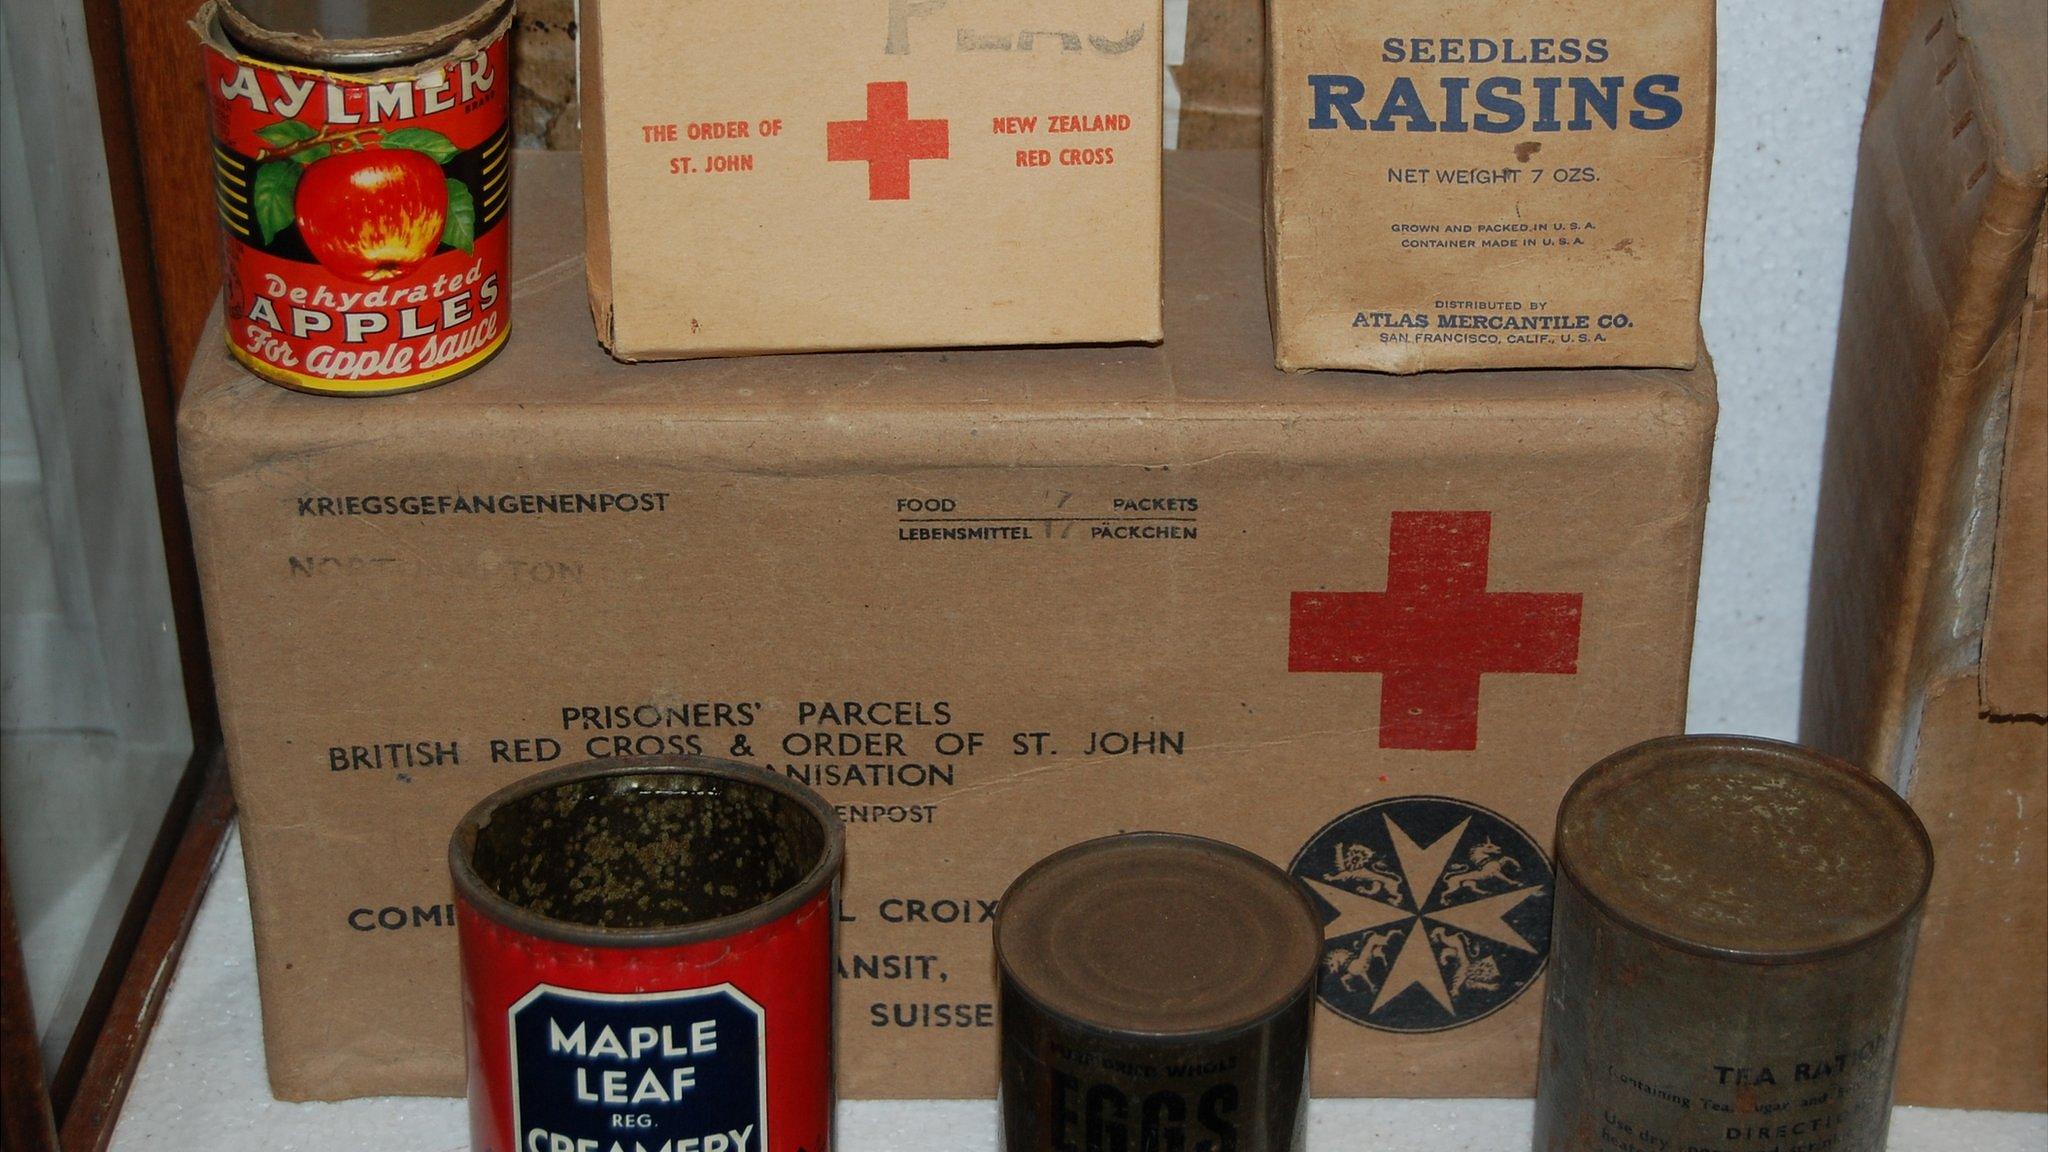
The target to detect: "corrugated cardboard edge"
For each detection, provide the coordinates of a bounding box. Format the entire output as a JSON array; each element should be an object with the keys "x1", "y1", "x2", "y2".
[
  {"x1": 578, "y1": 0, "x2": 625, "y2": 360},
  {"x1": 1981, "y1": 224, "x2": 2048, "y2": 715}
]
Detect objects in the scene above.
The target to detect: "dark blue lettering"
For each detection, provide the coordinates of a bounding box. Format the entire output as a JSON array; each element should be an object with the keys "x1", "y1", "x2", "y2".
[
  {"x1": 1474, "y1": 77, "x2": 1525, "y2": 133},
  {"x1": 1371, "y1": 76, "x2": 1438, "y2": 132},
  {"x1": 1631, "y1": 75, "x2": 1684, "y2": 129},
  {"x1": 1307, "y1": 74, "x2": 1369, "y2": 129},
  {"x1": 1568, "y1": 76, "x2": 1624, "y2": 130},
  {"x1": 1532, "y1": 76, "x2": 1565, "y2": 132},
  {"x1": 1439, "y1": 76, "x2": 1472, "y2": 132}
]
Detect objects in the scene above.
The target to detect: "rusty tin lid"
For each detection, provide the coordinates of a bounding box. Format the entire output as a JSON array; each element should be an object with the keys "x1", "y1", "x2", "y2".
[
  {"x1": 449, "y1": 755, "x2": 845, "y2": 950},
  {"x1": 217, "y1": 0, "x2": 513, "y2": 69},
  {"x1": 1557, "y1": 735, "x2": 1935, "y2": 964},
  {"x1": 996, "y1": 833, "x2": 1325, "y2": 1039}
]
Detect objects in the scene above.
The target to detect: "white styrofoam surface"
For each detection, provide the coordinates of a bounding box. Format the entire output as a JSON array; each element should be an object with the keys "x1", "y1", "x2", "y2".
[{"x1": 111, "y1": 835, "x2": 2046, "y2": 1152}]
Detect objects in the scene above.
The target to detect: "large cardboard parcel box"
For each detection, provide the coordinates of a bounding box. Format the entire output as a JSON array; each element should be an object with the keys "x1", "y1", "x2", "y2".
[
  {"x1": 1804, "y1": 0, "x2": 2047, "y2": 1112},
  {"x1": 181, "y1": 151, "x2": 1716, "y2": 1101},
  {"x1": 1264, "y1": 0, "x2": 1714, "y2": 373},
  {"x1": 581, "y1": 0, "x2": 1164, "y2": 360}
]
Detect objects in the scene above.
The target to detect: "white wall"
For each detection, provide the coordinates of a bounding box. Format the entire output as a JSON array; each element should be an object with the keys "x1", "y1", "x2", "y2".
[{"x1": 1688, "y1": 0, "x2": 1885, "y2": 738}]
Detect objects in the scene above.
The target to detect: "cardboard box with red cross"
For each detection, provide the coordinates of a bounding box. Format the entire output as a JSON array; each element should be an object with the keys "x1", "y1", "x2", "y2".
[
  {"x1": 177, "y1": 151, "x2": 1714, "y2": 1100},
  {"x1": 579, "y1": 0, "x2": 1164, "y2": 360}
]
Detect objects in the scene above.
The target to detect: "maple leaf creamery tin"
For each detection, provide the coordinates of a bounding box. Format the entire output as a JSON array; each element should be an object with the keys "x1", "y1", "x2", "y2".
[
  {"x1": 451, "y1": 757, "x2": 843, "y2": 1152},
  {"x1": 996, "y1": 834, "x2": 1325, "y2": 1152},
  {"x1": 195, "y1": 0, "x2": 515, "y2": 395},
  {"x1": 1535, "y1": 736, "x2": 1935, "y2": 1152}
]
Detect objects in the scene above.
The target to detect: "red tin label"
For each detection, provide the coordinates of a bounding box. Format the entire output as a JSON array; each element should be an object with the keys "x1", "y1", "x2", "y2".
[
  {"x1": 201, "y1": 13, "x2": 513, "y2": 394},
  {"x1": 459, "y1": 888, "x2": 835, "y2": 1152}
]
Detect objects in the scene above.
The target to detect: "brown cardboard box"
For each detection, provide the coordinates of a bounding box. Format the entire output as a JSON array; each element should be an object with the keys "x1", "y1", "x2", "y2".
[
  {"x1": 180, "y1": 150, "x2": 1715, "y2": 1102},
  {"x1": 1263, "y1": 1, "x2": 1714, "y2": 372},
  {"x1": 579, "y1": 0, "x2": 1163, "y2": 360},
  {"x1": 1803, "y1": 0, "x2": 2047, "y2": 1112},
  {"x1": 1172, "y1": 0, "x2": 1263, "y2": 149},
  {"x1": 513, "y1": 0, "x2": 579, "y2": 149}
]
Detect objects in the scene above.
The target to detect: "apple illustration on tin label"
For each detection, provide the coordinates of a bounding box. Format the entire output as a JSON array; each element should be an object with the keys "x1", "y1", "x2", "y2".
[{"x1": 249, "y1": 119, "x2": 477, "y2": 284}]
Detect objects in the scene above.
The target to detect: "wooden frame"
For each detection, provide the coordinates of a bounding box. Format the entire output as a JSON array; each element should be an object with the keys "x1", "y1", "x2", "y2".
[
  {"x1": 3, "y1": 853, "x2": 60, "y2": 1152},
  {"x1": 16, "y1": 0, "x2": 239, "y2": 1147},
  {"x1": 53, "y1": 756, "x2": 232, "y2": 1152}
]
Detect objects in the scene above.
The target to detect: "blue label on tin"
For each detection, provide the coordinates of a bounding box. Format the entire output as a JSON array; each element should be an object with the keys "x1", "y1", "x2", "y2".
[
  {"x1": 1291, "y1": 795, "x2": 1553, "y2": 1033},
  {"x1": 509, "y1": 984, "x2": 766, "y2": 1152}
]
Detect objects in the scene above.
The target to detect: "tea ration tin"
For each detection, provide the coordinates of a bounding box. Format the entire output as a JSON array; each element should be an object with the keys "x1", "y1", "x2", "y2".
[
  {"x1": 198, "y1": 0, "x2": 515, "y2": 394},
  {"x1": 451, "y1": 756, "x2": 843, "y2": 1152},
  {"x1": 1534, "y1": 736, "x2": 1934, "y2": 1152},
  {"x1": 996, "y1": 833, "x2": 1325, "y2": 1152}
]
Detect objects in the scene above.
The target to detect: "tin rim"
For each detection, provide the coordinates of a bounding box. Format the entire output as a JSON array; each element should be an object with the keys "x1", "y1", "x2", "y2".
[
  {"x1": 1556, "y1": 734, "x2": 1936, "y2": 966},
  {"x1": 995, "y1": 832, "x2": 1327, "y2": 1042},
  {"x1": 214, "y1": 0, "x2": 515, "y2": 70},
  {"x1": 449, "y1": 755, "x2": 846, "y2": 950}
]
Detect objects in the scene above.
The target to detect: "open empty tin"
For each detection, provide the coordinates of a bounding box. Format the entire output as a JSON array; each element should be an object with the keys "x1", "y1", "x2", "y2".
[{"x1": 451, "y1": 756, "x2": 843, "y2": 1152}]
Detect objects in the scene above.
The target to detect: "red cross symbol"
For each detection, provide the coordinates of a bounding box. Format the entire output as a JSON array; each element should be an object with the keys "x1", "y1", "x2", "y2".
[
  {"x1": 826, "y1": 81, "x2": 950, "y2": 201},
  {"x1": 1289, "y1": 512, "x2": 1583, "y2": 752}
]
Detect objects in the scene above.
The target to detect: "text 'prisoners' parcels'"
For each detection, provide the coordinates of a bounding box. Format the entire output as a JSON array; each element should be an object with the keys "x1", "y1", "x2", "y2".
[
  {"x1": 1264, "y1": 5, "x2": 1714, "y2": 372},
  {"x1": 178, "y1": 151, "x2": 1714, "y2": 1102},
  {"x1": 580, "y1": 0, "x2": 1164, "y2": 360}
]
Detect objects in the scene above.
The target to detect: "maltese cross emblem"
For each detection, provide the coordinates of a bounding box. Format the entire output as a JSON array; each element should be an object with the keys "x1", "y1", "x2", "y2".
[{"x1": 1290, "y1": 796, "x2": 1553, "y2": 1033}]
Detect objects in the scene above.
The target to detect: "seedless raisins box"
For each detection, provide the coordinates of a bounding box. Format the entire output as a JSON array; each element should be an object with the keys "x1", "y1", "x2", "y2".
[
  {"x1": 180, "y1": 152, "x2": 1716, "y2": 1102},
  {"x1": 1264, "y1": 3, "x2": 1715, "y2": 372},
  {"x1": 581, "y1": 0, "x2": 1163, "y2": 360}
]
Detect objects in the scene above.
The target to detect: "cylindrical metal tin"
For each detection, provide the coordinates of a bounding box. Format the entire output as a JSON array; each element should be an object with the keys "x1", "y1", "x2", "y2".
[
  {"x1": 995, "y1": 833, "x2": 1325, "y2": 1152},
  {"x1": 1534, "y1": 736, "x2": 1935, "y2": 1152},
  {"x1": 195, "y1": 0, "x2": 515, "y2": 395},
  {"x1": 452, "y1": 756, "x2": 843, "y2": 1152}
]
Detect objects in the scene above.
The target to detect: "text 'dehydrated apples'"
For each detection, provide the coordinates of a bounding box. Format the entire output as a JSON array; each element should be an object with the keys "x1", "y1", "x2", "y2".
[{"x1": 197, "y1": 1, "x2": 515, "y2": 394}]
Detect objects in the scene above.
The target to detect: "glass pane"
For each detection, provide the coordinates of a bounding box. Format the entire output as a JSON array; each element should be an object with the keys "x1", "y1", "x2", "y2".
[{"x1": 0, "y1": 0, "x2": 195, "y2": 1077}]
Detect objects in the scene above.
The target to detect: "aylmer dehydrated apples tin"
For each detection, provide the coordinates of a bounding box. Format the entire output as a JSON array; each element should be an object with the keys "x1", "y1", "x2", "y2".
[{"x1": 195, "y1": 0, "x2": 515, "y2": 394}]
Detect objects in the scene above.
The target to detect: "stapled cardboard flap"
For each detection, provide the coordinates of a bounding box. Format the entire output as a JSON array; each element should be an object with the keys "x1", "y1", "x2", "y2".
[{"x1": 1804, "y1": 0, "x2": 2048, "y2": 772}]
